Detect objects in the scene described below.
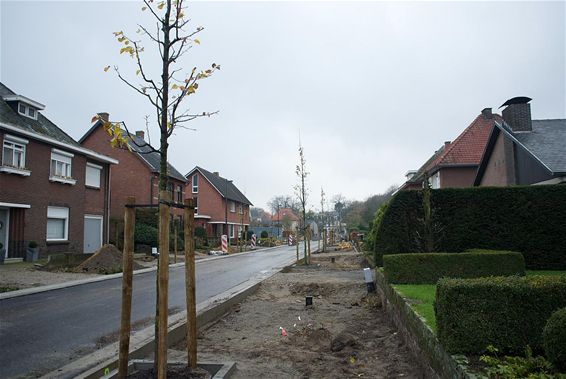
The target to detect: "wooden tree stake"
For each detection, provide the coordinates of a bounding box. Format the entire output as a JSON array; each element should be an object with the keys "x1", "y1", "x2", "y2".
[
  {"x1": 184, "y1": 198, "x2": 197, "y2": 369},
  {"x1": 118, "y1": 196, "x2": 135, "y2": 379},
  {"x1": 157, "y1": 190, "x2": 171, "y2": 378}
]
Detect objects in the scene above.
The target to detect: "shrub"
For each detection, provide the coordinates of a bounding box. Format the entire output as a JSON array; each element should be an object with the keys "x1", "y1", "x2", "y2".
[
  {"x1": 194, "y1": 226, "x2": 207, "y2": 239},
  {"x1": 543, "y1": 307, "x2": 566, "y2": 370},
  {"x1": 374, "y1": 186, "x2": 566, "y2": 269},
  {"x1": 134, "y1": 223, "x2": 158, "y2": 247},
  {"x1": 383, "y1": 251, "x2": 525, "y2": 284},
  {"x1": 28, "y1": 241, "x2": 38, "y2": 248},
  {"x1": 436, "y1": 275, "x2": 566, "y2": 354},
  {"x1": 260, "y1": 230, "x2": 269, "y2": 238}
]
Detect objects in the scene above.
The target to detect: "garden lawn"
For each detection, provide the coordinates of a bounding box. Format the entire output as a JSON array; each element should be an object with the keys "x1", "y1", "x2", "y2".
[{"x1": 393, "y1": 284, "x2": 436, "y2": 331}]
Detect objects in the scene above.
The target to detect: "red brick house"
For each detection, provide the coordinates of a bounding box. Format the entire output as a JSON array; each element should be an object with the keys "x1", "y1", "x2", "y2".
[
  {"x1": 400, "y1": 108, "x2": 501, "y2": 190},
  {"x1": 0, "y1": 83, "x2": 117, "y2": 259},
  {"x1": 271, "y1": 208, "x2": 299, "y2": 236},
  {"x1": 185, "y1": 167, "x2": 252, "y2": 242},
  {"x1": 475, "y1": 97, "x2": 566, "y2": 186},
  {"x1": 80, "y1": 115, "x2": 188, "y2": 241}
]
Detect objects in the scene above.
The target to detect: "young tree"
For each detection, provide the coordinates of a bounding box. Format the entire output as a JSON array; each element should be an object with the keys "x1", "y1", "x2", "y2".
[
  {"x1": 95, "y1": 0, "x2": 218, "y2": 375},
  {"x1": 294, "y1": 144, "x2": 309, "y2": 264}
]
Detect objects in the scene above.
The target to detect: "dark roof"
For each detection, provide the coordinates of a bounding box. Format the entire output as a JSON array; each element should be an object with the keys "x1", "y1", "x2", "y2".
[
  {"x1": 188, "y1": 166, "x2": 253, "y2": 205},
  {"x1": 0, "y1": 82, "x2": 81, "y2": 147},
  {"x1": 503, "y1": 119, "x2": 566, "y2": 174},
  {"x1": 128, "y1": 133, "x2": 187, "y2": 182}
]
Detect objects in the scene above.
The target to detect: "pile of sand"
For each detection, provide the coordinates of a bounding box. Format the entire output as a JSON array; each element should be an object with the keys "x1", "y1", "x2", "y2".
[{"x1": 74, "y1": 244, "x2": 143, "y2": 274}]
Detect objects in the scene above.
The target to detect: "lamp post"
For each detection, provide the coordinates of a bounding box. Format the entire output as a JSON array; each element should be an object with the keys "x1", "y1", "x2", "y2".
[
  {"x1": 276, "y1": 203, "x2": 281, "y2": 240},
  {"x1": 224, "y1": 178, "x2": 233, "y2": 243}
]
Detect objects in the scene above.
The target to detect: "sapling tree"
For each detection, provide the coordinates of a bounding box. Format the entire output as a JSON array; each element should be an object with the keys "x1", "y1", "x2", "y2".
[
  {"x1": 294, "y1": 144, "x2": 309, "y2": 264},
  {"x1": 94, "y1": 0, "x2": 218, "y2": 376}
]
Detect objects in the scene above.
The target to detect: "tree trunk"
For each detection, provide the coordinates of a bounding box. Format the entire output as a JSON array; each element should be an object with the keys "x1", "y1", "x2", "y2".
[{"x1": 184, "y1": 199, "x2": 197, "y2": 369}]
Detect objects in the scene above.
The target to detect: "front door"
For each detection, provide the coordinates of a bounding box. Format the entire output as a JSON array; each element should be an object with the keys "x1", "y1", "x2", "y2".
[
  {"x1": 84, "y1": 216, "x2": 103, "y2": 254},
  {"x1": 0, "y1": 209, "x2": 8, "y2": 259}
]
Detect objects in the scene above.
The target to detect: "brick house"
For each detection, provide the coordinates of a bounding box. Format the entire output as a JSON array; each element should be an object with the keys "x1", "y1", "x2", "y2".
[
  {"x1": 400, "y1": 108, "x2": 501, "y2": 190},
  {"x1": 271, "y1": 208, "x2": 299, "y2": 237},
  {"x1": 0, "y1": 83, "x2": 117, "y2": 259},
  {"x1": 185, "y1": 166, "x2": 252, "y2": 242},
  {"x1": 474, "y1": 97, "x2": 566, "y2": 186},
  {"x1": 79, "y1": 115, "x2": 187, "y2": 241}
]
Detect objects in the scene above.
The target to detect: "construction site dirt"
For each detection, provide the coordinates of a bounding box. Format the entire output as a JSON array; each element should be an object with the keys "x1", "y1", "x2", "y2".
[{"x1": 170, "y1": 250, "x2": 424, "y2": 379}]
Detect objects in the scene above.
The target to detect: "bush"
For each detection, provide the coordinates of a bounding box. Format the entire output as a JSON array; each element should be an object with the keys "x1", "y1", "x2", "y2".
[
  {"x1": 435, "y1": 275, "x2": 566, "y2": 354},
  {"x1": 543, "y1": 307, "x2": 566, "y2": 370},
  {"x1": 383, "y1": 251, "x2": 525, "y2": 284},
  {"x1": 260, "y1": 230, "x2": 268, "y2": 238},
  {"x1": 374, "y1": 186, "x2": 566, "y2": 269},
  {"x1": 28, "y1": 241, "x2": 38, "y2": 248},
  {"x1": 134, "y1": 223, "x2": 158, "y2": 247},
  {"x1": 195, "y1": 226, "x2": 207, "y2": 239}
]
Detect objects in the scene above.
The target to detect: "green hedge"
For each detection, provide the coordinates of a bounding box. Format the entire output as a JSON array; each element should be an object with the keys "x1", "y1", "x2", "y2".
[
  {"x1": 435, "y1": 275, "x2": 566, "y2": 354},
  {"x1": 374, "y1": 186, "x2": 566, "y2": 269},
  {"x1": 383, "y1": 251, "x2": 525, "y2": 284}
]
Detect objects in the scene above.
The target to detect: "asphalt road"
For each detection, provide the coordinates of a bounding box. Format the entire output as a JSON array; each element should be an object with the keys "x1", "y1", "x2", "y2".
[{"x1": 0, "y1": 243, "x2": 309, "y2": 378}]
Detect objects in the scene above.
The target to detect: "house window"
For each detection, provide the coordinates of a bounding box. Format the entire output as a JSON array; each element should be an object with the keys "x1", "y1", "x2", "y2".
[
  {"x1": 2, "y1": 135, "x2": 27, "y2": 169},
  {"x1": 193, "y1": 196, "x2": 198, "y2": 214},
  {"x1": 167, "y1": 182, "x2": 174, "y2": 199},
  {"x1": 176, "y1": 185, "x2": 183, "y2": 203},
  {"x1": 17, "y1": 103, "x2": 38, "y2": 120},
  {"x1": 47, "y1": 206, "x2": 69, "y2": 241},
  {"x1": 229, "y1": 201, "x2": 236, "y2": 213},
  {"x1": 51, "y1": 150, "x2": 73, "y2": 178},
  {"x1": 85, "y1": 163, "x2": 102, "y2": 188},
  {"x1": 428, "y1": 171, "x2": 441, "y2": 189},
  {"x1": 192, "y1": 174, "x2": 198, "y2": 193},
  {"x1": 238, "y1": 203, "x2": 243, "y2": 214},
  {"x1": 229, "y1": 224, "x2": 234, "y2": 238}
]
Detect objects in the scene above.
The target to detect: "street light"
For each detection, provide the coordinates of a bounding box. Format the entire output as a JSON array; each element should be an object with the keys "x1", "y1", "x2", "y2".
[{"x1": 224, "y1": 178, "x2": 233, "y2": 241}]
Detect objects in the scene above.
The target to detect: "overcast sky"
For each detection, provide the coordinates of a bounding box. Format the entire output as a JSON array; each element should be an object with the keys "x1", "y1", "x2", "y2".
[{"x1": 1, "y1": 0, "x2": 564, "y2": 211}]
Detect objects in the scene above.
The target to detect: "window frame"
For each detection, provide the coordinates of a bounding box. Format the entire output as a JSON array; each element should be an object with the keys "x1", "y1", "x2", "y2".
[
  {"x1": 46, "y1": 206, "x2": 69, "y2": 242},
  {"x1": 2, "y1": 135, "x2": 28, "y2": 169},
  {"x1": 176, "y1": 185, "x2": 183, "y2": 203},
  {"x1": 229, "y1": 201, "x2": 236, "y2": 213},
  {"x1": 50, "y1": 149, "x2": 76, "y2": 185},
  {"x1": 85, "y1": 163, "x2": 102, "y2": 189},
  {"x1": 229, "y1": 224, "x2": 234, "y2": 238},
  {"x1": 192, "y1": 174, "x2": 198, "y2": 193},
  {"x1": 17, "y1": 102, "x2": 38, "y2": 120}
]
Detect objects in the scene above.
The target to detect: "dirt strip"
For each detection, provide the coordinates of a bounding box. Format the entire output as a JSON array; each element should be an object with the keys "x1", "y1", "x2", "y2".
[{"x1": 170, "y1": 250, "x2": 425, "y2": 378}]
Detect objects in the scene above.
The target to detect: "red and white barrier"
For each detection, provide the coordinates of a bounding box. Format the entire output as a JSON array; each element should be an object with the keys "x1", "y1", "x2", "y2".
[
  {"x1": 221, "y1": 234, "x2": 228, "y2": 253},
  {"x1": 288, "y1": 235, "x2": 294, "y2": 246},
  {"x1": 251, "y1": 234, "x2": 257, "y2": 248}
]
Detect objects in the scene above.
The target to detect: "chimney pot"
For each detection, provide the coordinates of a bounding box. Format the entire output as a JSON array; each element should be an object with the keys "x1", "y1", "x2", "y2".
[
  {"x1": 213, "y1": 171, "x2": 219, "y2": 176},
  {"x1": 444, "y1": 141, "x2": 451, "y2": 147},
  {"x1": 97, "y1": 112, "x2": 109, "y2": 122},
  {"x1": 135, "y1": 130, "x2": 145, "y2": 140},
  {"x1": 481, "y1": 108, "x2": 493, "y2": 119},
  {"x1": 501, "y1": 97, "x2": 532, "y2": 132}
]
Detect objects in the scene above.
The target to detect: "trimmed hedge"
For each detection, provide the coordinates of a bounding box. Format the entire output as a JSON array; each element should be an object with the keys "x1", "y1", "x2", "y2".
[
  {"x1": 374, "y1": 186, "x2": 566, "y2": 269},
  {"x1": 543, "y1": 307, "x2": 566, "y2": 370},
  {"x1": 435, "y1": 275, "x2": 566, "y2": 354},
  {"x1": 383, "y1": 251, "x2": 525, "y2": 284}
]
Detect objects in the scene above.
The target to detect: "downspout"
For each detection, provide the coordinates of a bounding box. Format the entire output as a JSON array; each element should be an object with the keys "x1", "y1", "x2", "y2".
[{"x1": 106, "y1": 164, "x2": 111, "y2": 244}]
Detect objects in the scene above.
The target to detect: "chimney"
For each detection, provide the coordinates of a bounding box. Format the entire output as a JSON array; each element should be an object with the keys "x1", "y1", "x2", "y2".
[
  {"x1": 213, "y1": 171, "x2": 220, "y2": 176},
  {"x1": 405, "y1": 170, "x2": 417, "y2": 180},
  {"x1": 481, "y1": 108, "x2": 493, "y2": 119},
  {"x1": 500, "y1": 97, "x2": 532, "y2": 132},
  {"x1": 135, "y1": 130, "x2": 145, "y2": 140},
  {"x1": 444, "y1": 141, "x2": 451, "y2": 147},
  {"x1": 97, "y1": 112, "x2": 109, "y2": 122}
]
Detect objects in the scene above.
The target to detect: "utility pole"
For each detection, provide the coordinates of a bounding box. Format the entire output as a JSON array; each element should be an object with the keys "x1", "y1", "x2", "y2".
[{"x1": 321, "y1": 187, "x2": 326, "y2": 253}]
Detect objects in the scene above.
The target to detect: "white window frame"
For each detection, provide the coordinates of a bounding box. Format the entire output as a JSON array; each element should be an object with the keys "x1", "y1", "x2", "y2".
[
  {"x1": 47, "y1": 206, "x2": 69, "y2": 241},
  {"x1": 428, "y1": 171, "x2": 441, "y2": 189},
  {"x1": 176, "y1": 185, "x2": 183, "y2": 203},
  {"x1": 1, "y1": 135, "x2": 30, "y2": 176},
  {"x1": 85, "y1": 162, "x2": 102, "y2": 188},
  {"x1": 192, "y1": 174, "x2": 198, "y2": 193},
  {"x1": 17, "y1": 102, "x2": 38, "y2": 120},
  {"x1": 50, "y1": 149, "x2": 76, "y2": 185},
  {"x1": 229, "y1": 224, "x2": 234, "y2": 238},
  {"x1": 229, "y1": 201, "x2": 236, "y2": 213},
  {"x1": 238, "y1": 203, "x2": 243, "y2": 215}
]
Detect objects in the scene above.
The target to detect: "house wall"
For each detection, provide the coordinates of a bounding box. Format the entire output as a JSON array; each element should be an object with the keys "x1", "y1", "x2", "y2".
[
  {"x1": 0, "y1": 130, "x2": 110, "y2": 257},
  {"x1": 186, "y1": 171, "x2": 250, "y2": 237},
  {"x1": 438, "y1": 166, "x2": 478, "y2": 188},
  {"x1": 480, "y1": 133, "x2": 513, "y2": 187}
]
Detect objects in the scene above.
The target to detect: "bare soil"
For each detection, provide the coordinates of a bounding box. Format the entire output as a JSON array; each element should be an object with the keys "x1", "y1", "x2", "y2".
[
  {"x1": 74, "y1": 244, "x2": 144, "y2": 274},
  {"x1": 171, "y1": 250, "x2": 424, "y2": 378}
]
